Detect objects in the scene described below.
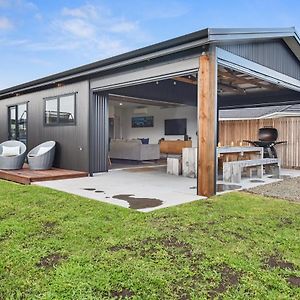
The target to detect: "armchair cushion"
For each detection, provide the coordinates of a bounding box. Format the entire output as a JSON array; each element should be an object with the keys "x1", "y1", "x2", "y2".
[
  {"x1": 1, "y1": 146, "x2": 20, "y2": 157},
  {"x1": 36, "y1": 146, "x2": 52, "y2": 156}
]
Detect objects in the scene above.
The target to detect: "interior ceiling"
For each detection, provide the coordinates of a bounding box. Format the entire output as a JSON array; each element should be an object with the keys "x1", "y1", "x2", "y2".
[
  {"x1": 217, "y1": 67, "x2": 280, "y2": 96},
  {"x1": 109, "y1": 68, "x2": 300, "y2": 109},
  {"x1": 172, "y1": 67, "x2": 283, "y2": 96}
]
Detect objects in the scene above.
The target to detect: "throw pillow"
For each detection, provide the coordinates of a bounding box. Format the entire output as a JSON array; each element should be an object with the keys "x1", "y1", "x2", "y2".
[
  {"x1": 1, "y1": 146, "x2": 20, "y2": 157},
  {"x1": 36, "y1": 146, "x2": 51, "y2": 156}
]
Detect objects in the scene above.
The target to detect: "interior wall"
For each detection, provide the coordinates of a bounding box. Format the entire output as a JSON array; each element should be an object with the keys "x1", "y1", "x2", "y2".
[{"x1": 109, "y1": 104, "x2": 198, "y2": 146}]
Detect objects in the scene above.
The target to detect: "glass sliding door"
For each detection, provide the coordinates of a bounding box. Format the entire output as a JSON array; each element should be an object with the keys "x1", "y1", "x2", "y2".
[
  {"x1": 8, "y1": 106, "x2": 17, "y2": 140},
  {"x1": 17, "y1": 103, "x2": 27, "y2": 144},
  {"x1": 8, "y1": 103, "x2": 28, "y2": 145}
]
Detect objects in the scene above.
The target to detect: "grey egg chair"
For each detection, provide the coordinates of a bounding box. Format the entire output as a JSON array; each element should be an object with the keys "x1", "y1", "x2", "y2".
[
  {"x1": 27, "y1": 141, "x2": 56, "y2": 170},
  {"x1": 0, "y1": 140, "x2": 27, "y2": 170}
]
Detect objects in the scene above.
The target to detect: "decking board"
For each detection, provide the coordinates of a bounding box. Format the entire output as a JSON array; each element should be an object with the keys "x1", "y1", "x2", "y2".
[{"x1": 0, "y1": 165, "x2": 88, "y2": 185}]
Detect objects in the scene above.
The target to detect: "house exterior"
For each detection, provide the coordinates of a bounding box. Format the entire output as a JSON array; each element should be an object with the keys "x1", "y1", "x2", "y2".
[{"x1": 0, "y1": 27, "x2": 300, "y2": 196}]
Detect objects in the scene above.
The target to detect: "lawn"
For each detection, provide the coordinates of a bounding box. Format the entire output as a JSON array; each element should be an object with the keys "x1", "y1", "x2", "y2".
[{"x1": 0, "y1": 180, "x2": 299, "y2": 299}]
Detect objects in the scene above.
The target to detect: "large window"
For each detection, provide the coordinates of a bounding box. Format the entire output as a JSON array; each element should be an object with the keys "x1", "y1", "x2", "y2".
[
  {"x1": 8, "y1": 103, "x2": 28, "y2": 145},
  {"x1": 44, "y1": 93, "x2": 76, "y2": 125}
]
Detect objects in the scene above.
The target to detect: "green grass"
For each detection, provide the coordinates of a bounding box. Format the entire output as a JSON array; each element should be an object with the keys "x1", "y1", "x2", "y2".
[{"x1": 0, "y1": 180, "x2": 300, "y2": 299}]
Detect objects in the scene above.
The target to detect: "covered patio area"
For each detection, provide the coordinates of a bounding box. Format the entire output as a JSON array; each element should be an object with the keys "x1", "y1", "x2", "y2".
[{"x1": 89, "y1": 29, "x2": 300, "y2": 198}]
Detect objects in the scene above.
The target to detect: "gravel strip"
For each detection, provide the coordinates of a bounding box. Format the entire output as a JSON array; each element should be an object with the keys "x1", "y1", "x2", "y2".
[{"x1": 247, "y1": 177, "x2": 300, "y2": 203}]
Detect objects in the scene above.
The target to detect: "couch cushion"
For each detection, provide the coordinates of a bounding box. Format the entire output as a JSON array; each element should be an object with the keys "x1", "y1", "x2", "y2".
[
  {"x1": 138, "y1": 138, "x2": 149, "y2": 145},
  {"x1": 126, "y1": 139, "x2": 142, "y2": 144}
]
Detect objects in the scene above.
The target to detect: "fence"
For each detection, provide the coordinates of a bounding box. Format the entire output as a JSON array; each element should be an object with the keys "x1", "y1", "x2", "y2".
[{"x1": 219, "y1": 117, "x2": 300, "y2": 169}]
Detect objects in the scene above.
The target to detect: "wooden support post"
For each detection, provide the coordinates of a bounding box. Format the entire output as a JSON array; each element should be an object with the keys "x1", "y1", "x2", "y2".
[{"x1": 197, "y1": 50, "x2": 218, "y2": 197}]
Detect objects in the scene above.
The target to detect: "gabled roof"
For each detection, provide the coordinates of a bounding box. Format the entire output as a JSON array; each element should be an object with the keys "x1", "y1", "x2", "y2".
[
  {"x1": 220, "y1": 104, "x2": 300, "y2": 120},
  {"x1": 0, "y1": 27, "x2": 299, "y2": 98}
]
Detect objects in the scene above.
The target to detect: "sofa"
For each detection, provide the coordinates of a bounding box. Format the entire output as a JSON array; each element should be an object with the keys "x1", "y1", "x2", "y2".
[{"x1": 109, "y1": 139, "x2": 160, "y2": 161}]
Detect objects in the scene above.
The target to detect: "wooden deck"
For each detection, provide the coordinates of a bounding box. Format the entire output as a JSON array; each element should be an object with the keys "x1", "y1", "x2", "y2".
[{"x1": 0, "y1": 165, "x2": 88, "y2": 185}]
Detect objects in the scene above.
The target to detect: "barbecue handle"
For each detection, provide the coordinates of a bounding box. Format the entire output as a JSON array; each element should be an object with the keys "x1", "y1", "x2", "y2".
[{"x1": 274, "y1": 141, "x2": 287, "y2": 145}]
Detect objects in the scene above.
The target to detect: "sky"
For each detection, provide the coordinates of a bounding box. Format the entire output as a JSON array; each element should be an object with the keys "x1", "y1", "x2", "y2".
[{"x1": 0, "y1": 0, "x2": 299, "y2": 89}]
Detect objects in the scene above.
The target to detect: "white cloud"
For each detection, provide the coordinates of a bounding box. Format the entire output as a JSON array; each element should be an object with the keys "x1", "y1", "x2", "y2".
[
  {"x1": 0, "y1": 38, "x2": 28, "y2": 46},
  {"x1": 0, "y1": 17, "x2": 13, "y2": 30},
  {"x1": 0, "y1": 3, "x2": 151, "y2": 65},
  {"x1": 40, "y1": 3, "x2": 150, "y2": 59},
  {"x1": 59, "y1": 4, "x2": 141, "y2": 36},
  {"x1": 62, "y1": 4, "x2": 101, "y2": 20},
  {"x1": 143, "y1": 2, "x2": 189, "y2": 19},
  {"x1": 0, "y1": 0, "x2": 9, "y2": 7},
  {"x1": 26, "y1": 41, "x2": 80, "y2": 51},
  {"x1": 34, "y1": 12, "x2": 43, "y2": 21},
  {"x1": 110, "y1": 21, "x2": 138, "y2": 33},
  {"x1": 60, "y1": 18, "x2": 96, "y2": 38},
  {"x1": 27, "y1": 57, "x2": 53, "y2": 67},
  {"x1": 94, "y1": 36, "x2": 130, "y2": 57},
  {"x1": 0, "y1": 0, "x2": 38, "y2": 10},
  {"x1": 19, "y1": 1, "x2": 38, "y2": 11}
]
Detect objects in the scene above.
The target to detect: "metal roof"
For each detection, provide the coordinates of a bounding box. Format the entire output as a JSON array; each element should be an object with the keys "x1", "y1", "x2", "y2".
[
  {"x1": 0, "y1": 27, "x2": 299, "y2": 97},
  {"x1": 219, "y1": 104, "x2": 300, "y2": 120}
]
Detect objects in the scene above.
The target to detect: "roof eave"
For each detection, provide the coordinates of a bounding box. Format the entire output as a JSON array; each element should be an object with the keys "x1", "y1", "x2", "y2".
[
  {"x1": 0, "y1": 28, "x2": 211, "y2": 97},
  {"x1": 1, "y1": 27, "x2": 299, "y2": 98},
  {"x1": 208, "y1": 27, "x2": 300, "y2": 61}
]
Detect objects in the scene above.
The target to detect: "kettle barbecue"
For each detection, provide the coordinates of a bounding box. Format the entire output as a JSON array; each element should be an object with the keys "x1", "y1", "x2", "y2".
[{"x1": 243, "y1": 127, "x2": 287, "y2": 158}]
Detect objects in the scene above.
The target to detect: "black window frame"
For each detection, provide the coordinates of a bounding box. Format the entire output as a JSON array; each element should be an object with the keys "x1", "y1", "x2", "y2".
[
  {"x1": 44, "y1": 92, "x2": 77, "y2": 126},
  {"x1": 7, "y1": 102, "x2": 28, "y2": 146}
]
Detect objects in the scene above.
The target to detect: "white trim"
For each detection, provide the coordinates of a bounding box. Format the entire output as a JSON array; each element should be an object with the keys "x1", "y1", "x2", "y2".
[{"x1": 220, "y1": 111, "x2": 300, "y2": 121}]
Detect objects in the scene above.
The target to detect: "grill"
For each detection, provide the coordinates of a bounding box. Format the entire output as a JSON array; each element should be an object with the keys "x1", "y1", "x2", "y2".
[{"x1": 244, "y1": 127, "x2": 287, "y2": 158}]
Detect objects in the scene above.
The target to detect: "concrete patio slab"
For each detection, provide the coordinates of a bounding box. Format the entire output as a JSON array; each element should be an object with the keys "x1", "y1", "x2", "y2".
[
  {"x1": 34, "y1": 167, "x2": 300, "y2": 212},
  {"x1": 34, "y1": 167, "x2": 203, "y2": 212}
]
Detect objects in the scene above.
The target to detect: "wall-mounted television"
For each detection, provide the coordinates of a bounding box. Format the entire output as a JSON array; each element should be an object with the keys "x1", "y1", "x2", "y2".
[
  {"x1": 165, "y1": 118, "x2": 187, "y2": 135},
  {"x1": 132, "y1": 116, "x2": 154, "y2": 128}
]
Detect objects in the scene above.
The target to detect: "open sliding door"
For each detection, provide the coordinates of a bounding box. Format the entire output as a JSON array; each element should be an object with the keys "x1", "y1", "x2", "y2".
[
  {"x1": 8, "y1": 103, "x2": 28, "y2": 146},
  {"x1": 90, "y1": 93, "x2": 109, "y2": 173}
]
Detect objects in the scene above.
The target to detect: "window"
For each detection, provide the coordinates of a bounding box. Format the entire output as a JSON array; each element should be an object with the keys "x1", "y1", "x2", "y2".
[
  {"x1": 44, "y1": 93, "x2": 76, "y2": 125},
  {"x1": 45, "y1": 98, "x2": 58, "y2": 124},
  {"x1": 8, "y1": 103, "x2": 28, "y2": 145},
  {"x1": 59, "y1": 94, "x2": 75, "y2": 124}
]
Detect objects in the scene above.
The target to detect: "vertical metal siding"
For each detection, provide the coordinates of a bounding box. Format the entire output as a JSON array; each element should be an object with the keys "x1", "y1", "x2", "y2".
[
  {"x1": 0, "y1": 81, "x2": 90, "y2": 171},
  {"x1": 92, "y1": 93, "x2": 109, "y2": 173},
  {"x1": 220, "y1": 40, "x2": 300, "y2": 80}
]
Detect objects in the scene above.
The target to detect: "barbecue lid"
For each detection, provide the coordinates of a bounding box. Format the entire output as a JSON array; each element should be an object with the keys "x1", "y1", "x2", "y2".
[{"x1": 258, "y1": 127, "x2": 278, "y2": 142}]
